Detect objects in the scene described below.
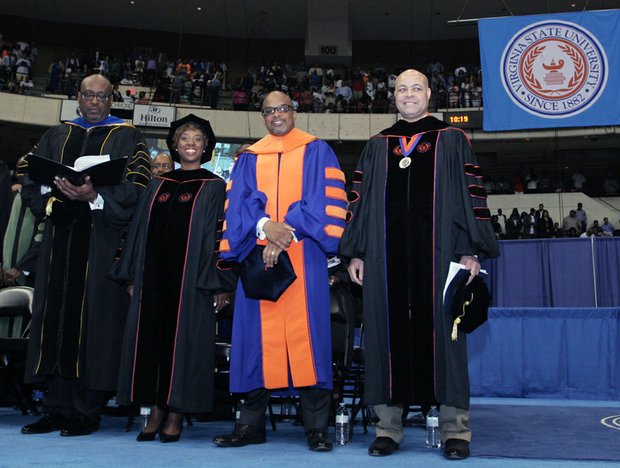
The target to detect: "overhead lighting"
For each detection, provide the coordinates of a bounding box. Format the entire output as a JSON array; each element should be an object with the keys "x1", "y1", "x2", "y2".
[{"x1": 197, "y1": 6, "x2": 202, "y2": 11}]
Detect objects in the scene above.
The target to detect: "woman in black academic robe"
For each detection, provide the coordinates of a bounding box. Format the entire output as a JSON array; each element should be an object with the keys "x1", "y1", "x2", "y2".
[{"x1": 112, "y1": 114, "x2": 235, "y2": 443}]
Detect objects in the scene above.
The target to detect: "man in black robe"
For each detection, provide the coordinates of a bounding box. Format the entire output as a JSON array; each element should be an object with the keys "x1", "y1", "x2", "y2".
[
  {"x1": 19, "y1": 74, "x2": 151, "y2": 437},
  {"x1": 340, "y1": 69, "x2": 499, "y2": 460}
]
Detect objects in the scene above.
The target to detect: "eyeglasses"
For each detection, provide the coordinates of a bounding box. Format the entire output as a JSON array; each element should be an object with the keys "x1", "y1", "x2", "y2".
[
  {"x1": 261, "y1": 104, "x2": 295, "y2": 117},
  {"x1": 80, "y1": 91, "x2": 113, "y2": 101},
  {"x1": 152, "y1": 163, "x2": 172, "y2": 169}
]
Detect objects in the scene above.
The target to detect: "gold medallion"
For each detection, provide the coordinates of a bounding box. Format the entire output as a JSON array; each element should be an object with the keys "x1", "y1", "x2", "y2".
[{"x1": 399, "y1": 157, "x2": 411, "y2": 169}]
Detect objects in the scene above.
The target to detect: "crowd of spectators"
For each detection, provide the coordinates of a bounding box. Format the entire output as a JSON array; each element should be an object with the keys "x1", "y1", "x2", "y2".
[
  {"x1": 0, "y1": 34, "x2": 37, "y2": 94},
  {"x1": 0, "y1": 34, "x2": 482, "y2": 113},
  {"x1": 484, "y1": 168, "x2": 620, "y2": 197},
  {"x1": 227, "y1": 60, "x2": 482, "y2": 114},
  {"x1": 493, "y1": 203, "x2": 618, "y2": 240}
]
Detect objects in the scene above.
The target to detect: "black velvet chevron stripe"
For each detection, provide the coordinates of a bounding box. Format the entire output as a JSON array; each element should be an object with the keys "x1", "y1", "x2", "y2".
[
  {"x1": 216, "y1": 259, "x2": 236, "y2": 271},
  {"x1": 469, "y1": 185, "x2": 487, "y2": 198},
  {"x1": 464, "y1": 163, "x2": 482, "y2": 178},
  {"x1": 347, "y1": 190, "x2": 360, "y2": 203},
  {"x1": 473, "y1": 207, "x2": 491, "y2": 219}
]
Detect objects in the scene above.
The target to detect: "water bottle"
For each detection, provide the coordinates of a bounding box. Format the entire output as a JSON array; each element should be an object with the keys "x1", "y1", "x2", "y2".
[
  {"x1": 281, "y1": 401, "x2": 293, "y2": 421},
  {"x1": 335, "y1": 402, "x2": 351, "y2": 445},
  {"x1": 235, "y1": 399, "x2": 244, "y2": 422},
  {"x1": 425, "y1": 406, "x2": 441, "y2": 448},
  {"x1": 139, "y1": 406, "x2": 151, "y2": 431}
]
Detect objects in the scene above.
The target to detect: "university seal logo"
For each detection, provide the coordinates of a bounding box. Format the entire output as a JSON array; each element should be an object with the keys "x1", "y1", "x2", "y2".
[{"x1": 501, "y1": 20, "x2": 607, "y2": 118}]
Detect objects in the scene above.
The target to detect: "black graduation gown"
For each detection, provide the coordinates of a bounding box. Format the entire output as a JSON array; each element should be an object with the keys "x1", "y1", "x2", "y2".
[
  {"x1": 340, "y1": 116, "x2": 499, "y2": 410},
  {"x1": 111, "y1": 169, "x2": 236, "y2": 413},
  {"x1": 21, "y1": 122, "x2": 151, "y2": 391}
]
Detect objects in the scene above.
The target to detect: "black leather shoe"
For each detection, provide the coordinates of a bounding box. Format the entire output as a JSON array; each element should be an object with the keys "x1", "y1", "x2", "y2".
[
  {"x1": 213, "y1": 424, "x2": 266, "y2": 447},
  {"x1": 60, "y1": 415, "x2": 99, "y2": 437},
  {"x1": 21, "y1": 414, "x2": 66, "y2": 434},
  {"x1": 444, "y1": 438, "x2": 470, "y2": 460},
  {"x1": 307, "y1": 428, "x2": 332, "y2": 452},
  {"x1": 368, "y1": 436, "x2": 400, "y2": 456}
]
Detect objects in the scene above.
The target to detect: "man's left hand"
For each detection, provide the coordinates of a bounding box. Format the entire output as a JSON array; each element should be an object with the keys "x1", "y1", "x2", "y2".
[
  {"x1": 262, "y1": 243, "x2": 284, "y2": 268},
  {"x1": 54, "y1": 175, "x2": 98, "y2": 202},
  {"x1": 213, "y1": 293, "x2": 231, "y2": 312},
  {"x1": 459, "y1": 255, "x2": 480, "y2": 285}
]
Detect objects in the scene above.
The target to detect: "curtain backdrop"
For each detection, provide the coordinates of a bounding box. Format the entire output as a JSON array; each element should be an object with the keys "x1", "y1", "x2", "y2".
[
  {"x1": 468, "y1": 307, "x2": 620, "y2": 400},
  {"x1": 481, "y1": 237, "x2": 619, "y2": 307}
]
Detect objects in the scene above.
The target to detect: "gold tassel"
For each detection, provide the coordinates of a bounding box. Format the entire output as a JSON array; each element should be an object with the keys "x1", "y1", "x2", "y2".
[
  {"x1": 45, "y1": 196, "x2": 60, "y2": 217},
  {"x1": 451, "y1": 317, "x2": 461, "y2": 341},
  {"x1": 451, "y1": 293, "x2": 473, "y2": 341}
]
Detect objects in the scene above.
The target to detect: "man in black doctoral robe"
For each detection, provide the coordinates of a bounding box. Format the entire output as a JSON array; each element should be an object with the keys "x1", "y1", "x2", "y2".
[
  {"x1": 19, "y1": 74, "x2": 151, "y2": 436},
  {"x1": 340, "y1": 69, "x2": 499, "y2": 460}
]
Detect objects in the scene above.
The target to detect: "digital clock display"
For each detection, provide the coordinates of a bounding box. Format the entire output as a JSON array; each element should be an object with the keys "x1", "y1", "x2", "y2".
[
  {"x1": 442, "y1": 111, "x2": 482, "y2": 129},
  {"x1": 449, "y1": 115, "x2": 469, "y2": 124}
]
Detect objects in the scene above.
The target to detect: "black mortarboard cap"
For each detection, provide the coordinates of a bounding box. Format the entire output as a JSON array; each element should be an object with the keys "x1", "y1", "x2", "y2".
[
  {"x1": 166, "y1": 113, "x2": 216, "y2": 163},
  {"x1": 444, "y1": 269, "x2": 491, "y2": 340},
  {"x1": 238, "y1": 245, "x2": 297, "y2": 302}
]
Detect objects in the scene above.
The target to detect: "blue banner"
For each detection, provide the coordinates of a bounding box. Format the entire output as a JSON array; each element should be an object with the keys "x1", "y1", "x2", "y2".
[{"x1": 479, "y1": 10, "x2": 620, "y2": 131}]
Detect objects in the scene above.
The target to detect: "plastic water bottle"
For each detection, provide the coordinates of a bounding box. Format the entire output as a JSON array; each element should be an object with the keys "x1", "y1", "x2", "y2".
[
  {"x1": 281, "y1": 401, "x2": 293, "y2": 421},
  {"x1": 335, "y1": 402, "x2": 351, "y2": 445},
  {"x1": 235, "y1": 399, "x2": 244, "y2": 422},
  {"x1": 139, "y1": 406, "x2": 151, "y2": 431},
  {"x1": 425, "y1": 407, "x2": 441, "y2": 448}
]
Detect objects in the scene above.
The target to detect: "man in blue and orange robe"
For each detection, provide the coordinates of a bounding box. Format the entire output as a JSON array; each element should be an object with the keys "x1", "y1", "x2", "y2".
[{"x1": 215, "y1": 91, "x2": 347, "y2": 452}]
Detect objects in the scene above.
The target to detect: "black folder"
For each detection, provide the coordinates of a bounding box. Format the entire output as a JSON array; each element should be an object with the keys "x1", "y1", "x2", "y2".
[{"x1": 26, "y1": 155, "x2": 128, "y2": 187}]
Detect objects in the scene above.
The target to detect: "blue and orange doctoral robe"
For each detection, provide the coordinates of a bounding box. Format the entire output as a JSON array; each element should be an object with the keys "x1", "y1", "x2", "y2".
[{"x1": 219, "y1": 128, "x2": 347, "y2": 392}]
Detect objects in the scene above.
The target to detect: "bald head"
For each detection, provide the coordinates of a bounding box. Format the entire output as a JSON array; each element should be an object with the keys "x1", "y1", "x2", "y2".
[
  {"x1": 394, "y1": 69, "x2": 431, "y2": 122},
  {"x1": 396, "y1": 69, "x2": 429, "y2": 88},
  {"x1": 78, "y1": 74, "x2": 113, "y2": 123},
  {"x1": 261, "y1": 91, "x2": 296, "y2": 136},
  {"x1": 263, "y1": 91, "x2": 293, "y2": 108}
]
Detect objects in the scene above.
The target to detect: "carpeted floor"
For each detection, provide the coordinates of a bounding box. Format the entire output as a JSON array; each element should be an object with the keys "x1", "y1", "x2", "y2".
[
  {"x1": 1, "y1": 398, "x2": 619, "y2": 467},
  {"x1": 471, "y1": 404, "x2": 620, "y2": 461}
]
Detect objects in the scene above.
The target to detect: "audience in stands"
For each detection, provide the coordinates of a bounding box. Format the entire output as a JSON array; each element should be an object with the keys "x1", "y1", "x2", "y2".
[
  {"x1": 601, "y1": 217, "x2": 615, "y2": 237},
  {"x1": 506, "y1": 209, "x2": 523, "y2": 239},
  {"x1": 562, "y1": 210, "x2": 581, "y2": 237},
  {"x1": 522, "y1": 208, "x2": 537, "y2": 239},
  {"x1": 536, "y1": 210, "x2": 554, "y2": 238},
  {"x1": 587, "y1": 220, "x2": 603, "y2": 237},
  {"x1": 575, "y1": 203, "x2": 587, "y2": 234},
  {"x1": 1, "y1": 35, "x2": 485, "y2": 113}
]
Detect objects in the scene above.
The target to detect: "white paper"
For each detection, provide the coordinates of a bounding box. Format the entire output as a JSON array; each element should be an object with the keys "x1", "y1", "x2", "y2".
[
  {"x1": 73, "y1": 154, "x2": 110, "y2": 172},
  {"x1": 443, "y1": 261, "x2": 487, "y2": 300}
]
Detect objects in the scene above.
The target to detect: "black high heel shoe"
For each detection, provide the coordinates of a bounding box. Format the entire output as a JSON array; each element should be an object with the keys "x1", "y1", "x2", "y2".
[
  {"x1": 136, "y1": 408, "x2": 165, "y2": 442},
  {"x1": 159, "y1": 413, "x2": 183, "y2": 443},
  {"x1": 159, "y1": 426, "x2": 182, "y2": 443},
  {"x1": 137, "y1": 430, "x2": 158, "y2": 442}
]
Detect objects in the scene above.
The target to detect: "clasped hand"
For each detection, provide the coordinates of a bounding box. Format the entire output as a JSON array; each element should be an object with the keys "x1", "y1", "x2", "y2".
[
  {"x1": 262, "y1": 220, "x2": 294, "y2": 268},
  {"x1": 54, "y1": 175, "x2": 98, "y2": 202}
]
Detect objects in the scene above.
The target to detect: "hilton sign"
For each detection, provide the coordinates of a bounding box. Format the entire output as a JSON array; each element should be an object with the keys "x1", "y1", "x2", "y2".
[{"x1": 133, "y1": 104, "x2": 176, "y2": 128}]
